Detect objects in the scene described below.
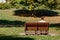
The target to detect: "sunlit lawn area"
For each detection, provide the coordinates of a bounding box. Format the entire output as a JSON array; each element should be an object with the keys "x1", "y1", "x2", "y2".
[
  {"x1": 0, "y1": 27, "x2": 60, "y2": 40},
  {"x1": 0, "y1": 10, "x2": 60, "y2": 40}
]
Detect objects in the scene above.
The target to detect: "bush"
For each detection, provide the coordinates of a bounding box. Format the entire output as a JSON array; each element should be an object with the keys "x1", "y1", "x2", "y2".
[
  {"x1": 0, "y1": 3, "x2": 12, "y2": 9},
  {"x1": 5, "y1": 4, "x2": 12, "y2": 9}
]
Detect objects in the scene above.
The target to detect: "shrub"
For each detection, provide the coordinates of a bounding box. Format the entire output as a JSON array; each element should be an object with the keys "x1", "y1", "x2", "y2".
[{"x1": 0, "y1": 3, "x2": 12, "y2": 9}]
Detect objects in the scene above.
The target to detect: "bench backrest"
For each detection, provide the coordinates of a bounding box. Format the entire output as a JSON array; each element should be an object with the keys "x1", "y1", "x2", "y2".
[
  {"x1": 38, "y1": 22, "x2": 49, "y2": 27},
  {"x1": 25, "y1": 22, "x2": 49, "y2": 31},
  {"x1": 25, "y1": 22, "x2": 37, "y2": 31},
  {"x1": 37, "y1": 22, "x2": 49, "y2": 31}
]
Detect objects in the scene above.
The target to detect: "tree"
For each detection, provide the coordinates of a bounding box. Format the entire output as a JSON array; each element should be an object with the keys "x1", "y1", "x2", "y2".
[{"x1": 6, "y1": 0, "x2": 11, "y2": 4}]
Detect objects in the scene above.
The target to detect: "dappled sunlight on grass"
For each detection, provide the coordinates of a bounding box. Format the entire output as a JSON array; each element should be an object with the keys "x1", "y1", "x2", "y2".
[{"x1": 0, "y1": 10, "x2": 60, "y2": 40}]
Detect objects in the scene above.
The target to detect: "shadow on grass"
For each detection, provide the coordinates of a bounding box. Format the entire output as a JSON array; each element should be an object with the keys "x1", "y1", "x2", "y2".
[
  {"x1": 0, "y1": 35, "x2": 34, "y2": 40},
  {"x1": 14, "y1": 9, "x2": 59, "y2": 17},
  {"x1": 49, "y1": 23, "x2": 60, "y2": 30},
  {"x1": 0, "y1": 20, "x2": 25, "y2": 27}
]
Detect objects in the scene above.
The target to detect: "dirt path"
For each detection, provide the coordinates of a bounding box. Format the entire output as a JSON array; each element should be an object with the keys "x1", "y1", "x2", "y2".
[
  {"x1": 13, "y1": 15, "x2": 60, "y2": 23},
  {"x1": 45, "y1": 16, "x2": 60, "y2": 23}
]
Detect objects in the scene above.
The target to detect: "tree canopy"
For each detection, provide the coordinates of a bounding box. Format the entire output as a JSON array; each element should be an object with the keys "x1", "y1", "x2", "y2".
[{"x1": 0, "y1": 0, "x2": 60, "y2": 10}]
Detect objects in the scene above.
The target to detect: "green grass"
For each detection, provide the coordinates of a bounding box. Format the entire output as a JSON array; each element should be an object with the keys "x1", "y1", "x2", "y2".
[
  {"x1": 0, "y1": 27, "x2": 60, "y2": 40},
  {"x1": 0, "y1": 10, "x2": 60, "y2": 40},
  {"x1": 0, "y1": 27, "x2": 24, "y2": 35},
  {"x1": 0, "y1": 10, "x2": 15, "y2": 20}
]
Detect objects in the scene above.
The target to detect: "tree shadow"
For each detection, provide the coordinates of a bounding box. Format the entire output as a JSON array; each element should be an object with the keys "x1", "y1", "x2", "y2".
[
  {"x1": 49, "y1": 23, "x2": 60, "y2": 30},
  {"x1": 14, "y1": 9, "x2": 59, "y2": 17},
  {"x1": 14, "y1": 10, "x2": 31, "y2": 17},
  {"x1": 34, "y1": 10, "x2": 59, "y2": 17},
  {"x1": 0, "y1": 35, "x2": 34, "y2": 40},
  {"x1": 0, "y1": 20, "x2": 25, "y2": 27}
]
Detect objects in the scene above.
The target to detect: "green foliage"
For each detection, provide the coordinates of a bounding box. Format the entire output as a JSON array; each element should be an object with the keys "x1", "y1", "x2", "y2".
[
  {"x1": 0, "y1": 0, "x2": 60, "y2": 10},
  {"x1": 46, "y1": 0, "x2": 58, "y2": 9},
  {"x1": 0, "y1": 3, "x2": 12, "y2": 9},
  {"x1": 28, "y1": 4, "x2": 34, "y2": 10}
]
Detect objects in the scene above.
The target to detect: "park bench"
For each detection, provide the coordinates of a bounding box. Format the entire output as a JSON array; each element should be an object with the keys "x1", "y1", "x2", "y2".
[
  {"x1": 25, "y1": 22, "x2": 37, "y2": 35},
  {"x1": 25, "y1": 22, "x2": 49, "y2": 35},
  {"x1": 37, "y1": 22, "x2": 49, "y2": 35}
]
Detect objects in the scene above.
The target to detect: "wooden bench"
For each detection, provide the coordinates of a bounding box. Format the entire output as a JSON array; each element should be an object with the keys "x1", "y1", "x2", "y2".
[
  {"x1": 25, "y1": 22, "x2": 49, "y2": 35},
  {"x1": 37, "y1": 22, "x2": 49, "y2": 35},
  {"x1": 25, "y1": 22, "x2": 37, "y2": 35}
]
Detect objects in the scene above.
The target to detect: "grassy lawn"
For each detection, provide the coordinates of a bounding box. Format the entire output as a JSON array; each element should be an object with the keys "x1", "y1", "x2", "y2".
[
  {"x1": 0, "y1": 10, "x2": 60, "y2": 40},
  {"x1": 0, "y1": 27, "x2": 60, "y2": 40}
]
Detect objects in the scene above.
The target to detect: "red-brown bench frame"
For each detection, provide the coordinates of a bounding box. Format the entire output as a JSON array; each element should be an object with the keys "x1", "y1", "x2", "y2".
[{"x1": 25, "y1": 22, "x2": 49, "y2": 35}]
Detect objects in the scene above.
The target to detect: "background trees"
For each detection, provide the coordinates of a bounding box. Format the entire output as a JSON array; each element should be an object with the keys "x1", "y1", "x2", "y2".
[{"x1": 0, "y1": 0, "x2": 60, "y2": 10}]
